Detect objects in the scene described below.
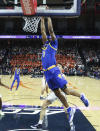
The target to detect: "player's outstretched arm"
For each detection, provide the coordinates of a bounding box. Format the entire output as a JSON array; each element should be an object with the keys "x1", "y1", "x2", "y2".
[
  {"x1": 41, "y1": 17, "x2": 47, "y2": 44},
  {"x1": 48, "y1": 17, "x2": 56, "y2": 41}
]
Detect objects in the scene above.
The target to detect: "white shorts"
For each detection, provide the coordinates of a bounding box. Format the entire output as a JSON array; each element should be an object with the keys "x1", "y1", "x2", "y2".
[
  {"x1": 42, "y1": 76, "x2": 47, "y2": 90},
  {"x1": 46, "y1": 91, "x2": 66, "y2": 103}
]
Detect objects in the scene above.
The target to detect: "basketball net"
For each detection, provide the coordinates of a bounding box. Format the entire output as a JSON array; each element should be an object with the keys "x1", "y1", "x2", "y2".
[
  {"x1": 20, "y1": 0, "x2": 47, "y2": 33},
  {"x1": 23, "y1": 16, "x2": 41, "y2": 33}
]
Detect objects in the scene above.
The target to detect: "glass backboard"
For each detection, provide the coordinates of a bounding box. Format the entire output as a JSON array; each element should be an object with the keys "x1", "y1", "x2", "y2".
[{"x1": 0, "y1": 0, "x2": 81, "y2": 16}]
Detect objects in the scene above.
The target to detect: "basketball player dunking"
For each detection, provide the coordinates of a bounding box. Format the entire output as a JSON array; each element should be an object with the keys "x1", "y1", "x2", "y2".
[
  {"x1": 30, "y1": 17, "x2": 89, "y2": 130},
  {"x1": 31, "y1": 63, "x2": 89, "y2": 130}
]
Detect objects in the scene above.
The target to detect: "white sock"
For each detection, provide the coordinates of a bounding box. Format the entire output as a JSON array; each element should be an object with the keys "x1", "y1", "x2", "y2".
[{"x1": 38, "y1": 120, "x2": 43, "y2": 124}]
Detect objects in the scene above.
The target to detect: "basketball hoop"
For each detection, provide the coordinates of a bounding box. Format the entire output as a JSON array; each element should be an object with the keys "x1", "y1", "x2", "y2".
[
  {"x1": 23, "y1": 16, "x2": 41, "y2": 33},
  {"x1": 21, "y1": 0, "x2": 40, "y2": 33},
  {"x1": 22, "y1": 5, "x2": 47, "y2": 33}
]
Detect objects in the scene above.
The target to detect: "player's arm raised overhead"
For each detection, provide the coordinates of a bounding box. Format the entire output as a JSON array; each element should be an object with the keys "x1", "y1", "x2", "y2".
[
  {"x1": 41, "y1": 17, "x2": 47, "y2": 44},
  {"x1": 48, "y1": 17, "x2": 56, "y2": 41}
]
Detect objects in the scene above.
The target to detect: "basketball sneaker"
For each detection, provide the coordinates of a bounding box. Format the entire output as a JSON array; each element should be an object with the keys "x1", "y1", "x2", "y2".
[
  {"x1": 0, "y1": 111, "x2": 5, "y2": 120},
  {"x1": 67, "y1": 107, "x2": 76, "y2": 123},
  {"x1": 70, "y1": 123, "x2": 75, "y2": 131},
  {"x1": 31, "y1": 123, "x2": 42, "y2": 129},
  {"x1": 80, "y1": 93, "x2": 89, "y2": 107}
]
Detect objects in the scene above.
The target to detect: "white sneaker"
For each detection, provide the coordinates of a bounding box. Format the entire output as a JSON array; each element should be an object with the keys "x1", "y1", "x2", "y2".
[
  {"x1": 67, "y1": 107, "x2": 76, "y2": 123},
  {"x1": 69, "y1": 121, "x2": 75, "y2": 131}
]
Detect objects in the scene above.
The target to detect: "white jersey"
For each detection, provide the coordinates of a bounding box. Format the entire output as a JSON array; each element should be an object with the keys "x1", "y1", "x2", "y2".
[{"x1": 46, "y1": 91, "x2": 66, "y2": 103}]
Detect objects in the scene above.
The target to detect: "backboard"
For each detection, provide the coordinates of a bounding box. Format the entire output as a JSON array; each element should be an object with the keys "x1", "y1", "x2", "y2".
[{"x1": 0, "y1": 0, "x2": 81, "y2": 16}]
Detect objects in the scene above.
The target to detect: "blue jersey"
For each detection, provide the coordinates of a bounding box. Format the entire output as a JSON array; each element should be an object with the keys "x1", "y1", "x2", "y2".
[
  {"x1": 41, "y1": 39, "x2": 58, "y2": 69},
  {"x1": 15, "y1": 68, "x2": 20, "y2": 77}
]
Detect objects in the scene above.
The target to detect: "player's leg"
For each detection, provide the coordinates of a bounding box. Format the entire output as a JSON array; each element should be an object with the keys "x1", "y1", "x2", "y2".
[
  {"x1": 31, "y1": 92, "x2": 57, "y2": 129},
  {"x1": 53, "y1": 88, "x2": 69, "y2": 108},
  {"x1": 0, "y1": 78, "x2": 1, "y2": 84},
  {"x1": 40, "y1": 76, "x2": 46, "y2": 99},
  {"x1": 61, "y1": 85, "x2": 89, "y2": 107},
  {"x1": 0, "y1": 95, "x2": 4, "y2": 116},
  {"x1": 46, "y1": 68, "x2": 76, "y2": 124},
  {"x1": 40, "y1": 87, "x2": 46, "y2": 100},
  {"x1": 0, "y1": 95, "x2": 2, "y2": 111},
  {"x1": 45, "y1": 84, "x2": 49, "y2": 95},
  {"x1": 16, "y1": 77, "x2": 20, "y2": 90},
  {"x1": 51, "y1": 88, "x2": 75, "y2": 125},
  {"x1": 10, "y1": 78, "x2": 16, "y2": 90},
  {"x1": 0, "y1": 77, "x2": 9, "y2": 89},
  {"x1": 40, "y1": 77, "x2": 49, "y2": 100},
  {"x1": 40, "y1": 88, "x2": 45, "y2": 97},
  {"x1": 31, "y1": 100, "x2": 51, "y2": 129}
]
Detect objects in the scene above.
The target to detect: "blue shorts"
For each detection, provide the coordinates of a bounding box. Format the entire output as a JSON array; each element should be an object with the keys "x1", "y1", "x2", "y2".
[
  {"x1": 14, "y1": 76, "x2": 20, "y2": 81},
  {"x1": 44, "y1": 67, "x2": 67, "y2": 90}
]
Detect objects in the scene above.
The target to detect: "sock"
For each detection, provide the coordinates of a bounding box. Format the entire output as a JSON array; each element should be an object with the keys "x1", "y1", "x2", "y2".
[
  {"x1": 67, "y1": 107, "x2": 71, "y2": 113},
  {"x1": 38, "y1": 120, "x2": 43, "y2": 124}
]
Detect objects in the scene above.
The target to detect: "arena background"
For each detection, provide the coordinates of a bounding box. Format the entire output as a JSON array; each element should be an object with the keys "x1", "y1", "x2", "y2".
[{"x1": 0, "y1": 0, "x2": 100, "y2": 131}]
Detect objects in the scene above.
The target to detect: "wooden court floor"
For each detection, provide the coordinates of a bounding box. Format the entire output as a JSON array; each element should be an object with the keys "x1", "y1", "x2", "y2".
[{"x1": 0, "y1": 75, "x2": 100, "y2": 131}]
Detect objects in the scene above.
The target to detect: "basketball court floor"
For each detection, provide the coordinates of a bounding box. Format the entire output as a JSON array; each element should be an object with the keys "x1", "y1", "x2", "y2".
[{"x1": 0, "y1": 75, "x2": 100, "y2": 131}]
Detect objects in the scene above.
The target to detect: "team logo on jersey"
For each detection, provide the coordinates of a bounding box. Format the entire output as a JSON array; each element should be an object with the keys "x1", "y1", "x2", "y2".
[{"x1": 58, "y1": 74, "x2": 62, "y2": 78}]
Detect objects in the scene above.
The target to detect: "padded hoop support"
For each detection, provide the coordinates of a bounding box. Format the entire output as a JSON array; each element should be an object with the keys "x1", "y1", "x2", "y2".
[{"x1": 20, "y1": 0, "x2": 37, "y2": 15}]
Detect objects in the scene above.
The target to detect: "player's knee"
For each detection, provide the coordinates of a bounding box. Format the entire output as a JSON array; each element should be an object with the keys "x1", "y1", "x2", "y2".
[
  {"x1": 41, "y1": 104, "x2": 47, "y2": 110},
  {"x1": 61, "y1": 85, "x2": 70, "y2": 95},
  {"x1": 53, "y1": 89, "x2": 60, "y2": 95},
  {"x1": 42, "y1": 100, "x2": 48, "y2": 109}
]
